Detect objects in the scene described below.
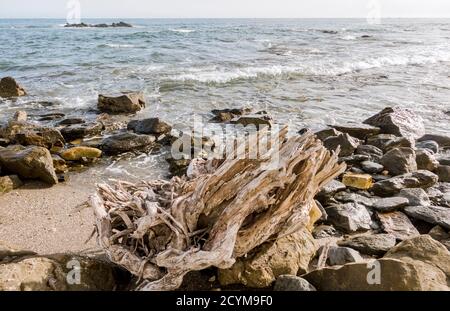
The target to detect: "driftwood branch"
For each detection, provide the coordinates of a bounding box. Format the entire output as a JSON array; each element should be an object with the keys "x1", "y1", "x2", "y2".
[{"x1": 90, "y1": 129, "x2": 345, "y2": 290}]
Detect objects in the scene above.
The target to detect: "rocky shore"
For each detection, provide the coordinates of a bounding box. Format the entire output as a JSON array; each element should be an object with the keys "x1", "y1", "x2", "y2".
[{"x1": 0, "y1": 76, "x2": 449, "y2": 291}]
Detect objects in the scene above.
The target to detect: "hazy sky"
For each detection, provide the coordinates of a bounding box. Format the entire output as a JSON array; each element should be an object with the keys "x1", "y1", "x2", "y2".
[{"x1": 1, "y1": 0, "x2": 450, "y2": 18}]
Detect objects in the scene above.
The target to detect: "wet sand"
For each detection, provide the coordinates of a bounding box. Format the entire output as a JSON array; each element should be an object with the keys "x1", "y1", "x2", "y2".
[{"x1": 0, "y1": 172, "x2": 100, "y2": 255}]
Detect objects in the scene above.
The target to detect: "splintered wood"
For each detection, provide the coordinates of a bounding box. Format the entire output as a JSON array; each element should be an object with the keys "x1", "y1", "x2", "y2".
[{"x1": 90, "y1": 128, "x2": 345, "y2": 290}]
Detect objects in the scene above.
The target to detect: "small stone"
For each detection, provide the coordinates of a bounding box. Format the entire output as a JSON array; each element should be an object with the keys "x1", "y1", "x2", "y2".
[
  {"x1": 0, "y1": 175, "x2": 22, "y2": 194},
  {"x1": 338, "y1": 234, "x2": 397, "y2": 256},
  {"x1": 211, "y1": 108, "x2": 252, "y2": 122},
  {"x1": 436, "y1": 165, "x2": 450, "y2": 182},
  {"x1": 363, "y1": 106, "x2": 425, "y2": 140},
  {"x1": 416, "y1": 140, "x2": 439, "y2": 153},
  {"x1": 60, "y1": 147, "x2": 102, "y2": 161},
  {"x1": 356, "y1": 144, "x2": 383, "y2": 160},
  {"x1": 418, "y1": 134, "x2": 450, "y2": 149},
  {"x1": 323, "y1": 133, "x2": 359, "y2": 157},
  {"x1": 339, "y1": 154, "x2": 370, "y2": 165},
  {"x1": 416, "y1": 149, "x2": 439, "y2": 171},
  {"x1": 58, "y1": 118, "x2": 86, "y2": 125},
  {"x1": 398, "y1": 188, "x2": 431, "y2": 206},
  {"x1": 334, "y1": 191, "x2": 374, "y2": 207},
  {"x1": 98, "y1": 91, "x2": 146, "y2": 114},
  {"x1": 373, "y1": 197, "x2": 409, "y2": 212},
  {"x1": 325, "y1": 203, "x2": 372, "y2": 233},
  {"x1": 342, "y1": 172, "x2": 373, "y2": 190},
  {"x1": 326, "y1": 246, "x2": 364, "y2": 266},
  {"x1": 330, "y1": 123, "x2": 380, "y2": 140},
  {"x1": 127, "y1": 118, "x2": 172, "y2": 135},
  {"x1": 371, "y1": 170, "x2": 438, "y2": 196},
  {"x1": 361, "y1": 161, "x2": 384, "y2": 174},
  {"x1": 312, "y1": 225, "x2": 342, "y2": 239},
  {"x1": 274, "y1": 275, "x2": 317, "y2": 291},
  {"x1": 316, "y1": 180, "x2": 346, "y2": 199},
  {"x1": 52, "y1": 155, "x2": 68, "y2": 174},
  {"x1": 377, "y1": 211, "x2": 420, "y2": 241},
  {"x1": 380, "y1": 147, "x2": 417, "y2": 176},
  {"x1": 404, "y1": 205, "x2": 450, "y2": 230}
]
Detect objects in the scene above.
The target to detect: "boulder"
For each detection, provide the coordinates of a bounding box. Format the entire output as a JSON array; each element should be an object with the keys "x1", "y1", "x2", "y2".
[
  {"x1": 0, "y1": 255, "x2": 117, "y2": 291},
  {"x1": 330, "y1": 123, "x2": 380, "y2": 140},
  {"x1": 304, "y1": 258, "x2": 428, "y2": 291},
  {"x1": 377, "y1": 211, "x2": 420, "y2": 241},
  {"x1": 60, "y1": 147, "x2": 102, "y2": 161},
  {"x1": 0, "y1": 77, "x2": 27, "y2": 98},
  {"x1": 398, "y1": 188, "x2": 431, "y2": 206},
  {"x1": 334, "y1": 191, "x2": 374, "y2": 207},
  {"x1": 416, "y1": 140, "x2": 439, "y2": 153},
  {"x1": 404, "y1": 206, "x2": 450, "y2": 230},
  {"x1": 415, "y1": 149, "x2": 439, "y2": 171},
  {"x1": 436, "y1": 165, "x2": 450, "y2": 182},
  {"x1": 418, "y1": 134, "x2": 450, "y2": 149},
  {"x1": 380, "y1": 147, "x2": 417, "y2": 176},
  {"x1": 363, "y1": 106, "x2": 425, "y2": 140},
  {"x1": 341, "y1": 172, "x2": 372, "y2": 190},
  {"x1": 323, "y1": 133, "x2": 359, "y2": 157},
  {"x1": 356, "y1": 144, "x2": 383, "y2": 160},
  {"x1": 315, "y1": 128, "x2": 341, "y2": 141},
  {"x1": 428, "y1": 226, "x2": 450, "y2": 251},
  {"x1": 316, "y1": 179, "x2": 346, "y2": 201},
  {"x1": 325, "y1": 203, "x2": 372, "y2": 233},
  {"x1": 128, "y1": 118, "x2": 172, "y2": 135},
  {"x1": 14, "y1": 128, "x2": 65, "y2": 150},
  {"x1": 383, "y1": 235, "x2": 450, "y2": 291},
  {"x1": 338, "y1": 234, "x2": 397, "y2": 256},
  {"x1": 0, "y1": 175, "x2": 22, "y2": 194},
  {"x1": 60, "y1": 122, "x2": 103, "y2": 141},
  {"x1": 0, "y1": 145, "x2": 58, "y2": 184},
  {"x1": 361, "y1": 161, "x2": 384, "y2": 174},
  {"x1": 101, "y1": 133, "x2": 156, "y2": 155},
  {"x1": 371, "y1": 170, "x2": 438, "y2": 196},
  {"x1": 326, "y1": 246, "x2": 364, "y2": 266},
  {"x1": 58, "y1": 118, "x2": 85, "y2": 126},
  {"x1": 211, "y1": 108, "x2": 252, "y2": 122},
  {"x1": 372, "y1": 197, "x2": 409, "y2": 212},
  {"x1": 218, "y1": 229, "x2": 316, "y2": 288},
  {"x1": 98, "y1": 92, "x2": 146, "y2": 114},
  {"x1": 273, "y1": 275, "x2": 316, "y2": 291}
]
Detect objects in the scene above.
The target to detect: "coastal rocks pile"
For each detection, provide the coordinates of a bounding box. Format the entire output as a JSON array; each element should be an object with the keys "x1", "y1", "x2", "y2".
[{"x1": 64, "y1": 21, "x2": 132, "y2": 28}]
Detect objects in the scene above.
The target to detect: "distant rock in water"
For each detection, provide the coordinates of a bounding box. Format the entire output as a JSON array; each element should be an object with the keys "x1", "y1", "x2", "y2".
[
  {"x1": 64, "y1": 21, "x2": 133, "y2": 28},
  {"x1": 0, "y1": 77, "x2": 26, "y2": 98}
]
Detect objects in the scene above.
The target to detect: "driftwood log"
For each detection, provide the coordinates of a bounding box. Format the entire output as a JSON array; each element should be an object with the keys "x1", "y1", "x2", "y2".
[{"x1": 89, "y1": 128, "x2": 345, "y2": 290}]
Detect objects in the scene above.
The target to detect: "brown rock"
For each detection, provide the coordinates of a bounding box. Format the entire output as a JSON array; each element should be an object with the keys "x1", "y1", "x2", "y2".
[
  {"x1": 380, "y1": 147, "x2": 417, "y2": 176},
  {"x1": 98, "y1": 92, "x2": 146, "y2": 113},
  {"x1": 377, "y1": 211, "x2": 420, "y2": 241},
  {"x1": 0, "y1": 77, "x2": 27, "y2": 98}
]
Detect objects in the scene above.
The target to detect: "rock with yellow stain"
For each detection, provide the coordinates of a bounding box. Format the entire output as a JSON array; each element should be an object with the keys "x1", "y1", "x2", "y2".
[
  {"x1": 60, "y1": 147, "x2": 102, "y2": 161},
  {"x1": 342, "y1": 172, "x2": 373, "y2": 190},
  {"x1": 307, "y1": 201, "x2": 323, "y2": 231}
]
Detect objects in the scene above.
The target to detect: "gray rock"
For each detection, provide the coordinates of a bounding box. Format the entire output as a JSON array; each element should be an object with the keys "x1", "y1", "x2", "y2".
[
  {"x1": 438, "y1": 156, "x2": 450, "y2": 166},
  {"x1": 60, "y1": 122, "x2": 103, "y2": 141},
  {"x1": 404, "y1": 205, "x2": 450, "y2": 230},
  {"x1": 325, "y1": 203, "x2": 372, "y2": 233},
  {"x1": 58, "y1": 118, "x2": 85, "y2": 126},
  {"x1": 372, "y1": 170, "x2": 438, "y2": 196},
  {"x1": 330, "y1": 123, "x2": 380, "y2": 140},
  {"x1": 327, "y1": 246, "x2": 364, "y2": 266},
  {"x1": 428, "y1": 226, "x2": 450, "y2": 251},
  {"x1": 101, "y1": 133, "x2": 156, "y2": 155},
  {"x1": 312, "y1": 225, "x2": 342, "y2": 239},
  {"x1": 416, "y1": 140, "x2": 439, "y2": 153},
  {"x1": 416, "y1": 149, "x2": 439, "y2": 171},
  {"x1": 356, "y1": 144, "x2": 383, "y2": 160},
  {"x1": 373, "y1": 197, "x2": 409, "y2": 212},
  {"x1": 334, "y1": 191, "x2": 374, "y2": 207},
  {"x1": 377, "y1": 211, "x2": 420, "y2": 241},
  {"x1": 128, "y1": 118, "x2": 172, "y2": 135},
  {"x1": 418, "y1": 134, "x2": 450, "y2": 149},
  {"x1": 363, "y1": 106, "x2": 425, "y2": 140},
  {"x1": 211, "y1": 108, "x2": 252, "y2": 122},
  {"x1": 338, "y1": 234, "x2": 397, "y2": 256},
  {"x1": 339, "y1": 154, "x2": 370, "y2": 165},
  {"x1": 323, "y1": 133, "x2": 359, "y2": 157},
  {"x1": 316, "y1": 180, "x2": 346, "y2": 199},
  {"x1": 0, "y1": 145, "x2": 58, "y2": 184},
  {"x1": 274, "y1": 275, "x2": 317, "y2": 291},
  {"x1": 315, "y1": 128, "x2": 341, "y2": 141},
  {"x1": 436, "y1": 165, "x2": 450, "y2": 182},
  {"x1": 98, "y1": 91, "x2": 146, "y2": 114},
  {"x1": 380, "y1": 147, "x2": 417, "y2": 176},
  {"x1": 0, "y1": 77, "x2": 26, "y2": 98},
  {"x1": 398, "y1": 188, "x2": 431, "y2": 206},
  {"x1": 361, "y1": 160, "x2": 384, "y2": 174}
]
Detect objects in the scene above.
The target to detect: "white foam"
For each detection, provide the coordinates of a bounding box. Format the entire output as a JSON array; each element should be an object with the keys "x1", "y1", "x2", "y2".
[
  {"x1": 169, "y1": 28, "x2": 195, "y2": 33},
  {"x1": 105, "y1": 43, "x2": 135, "y2": 48}
]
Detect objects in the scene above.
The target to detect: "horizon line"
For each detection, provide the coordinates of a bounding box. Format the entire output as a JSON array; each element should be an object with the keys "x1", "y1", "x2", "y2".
[{"x1": 1, "y1": 16, "x2": 450, "y2": 19}]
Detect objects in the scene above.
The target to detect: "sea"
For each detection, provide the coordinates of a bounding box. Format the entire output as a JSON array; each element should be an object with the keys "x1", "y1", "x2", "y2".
[{"x1": 1, "y1": 18, "x2": 449, "y2": 180}]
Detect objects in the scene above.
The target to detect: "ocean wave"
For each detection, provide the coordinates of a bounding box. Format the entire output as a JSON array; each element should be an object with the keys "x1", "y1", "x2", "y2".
[
  {"x1": 100, "y1": 43, "x2": 135, "y2": 48},
  {"x1": 169, "y1": 28, "x2": 196, "y2": 33},
  {"x1": 170, "y1": 50, "x2": 450, "y2": 83},
  {"x1": 341, "y1": 35, "x2": 357, "y2": 41}
]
